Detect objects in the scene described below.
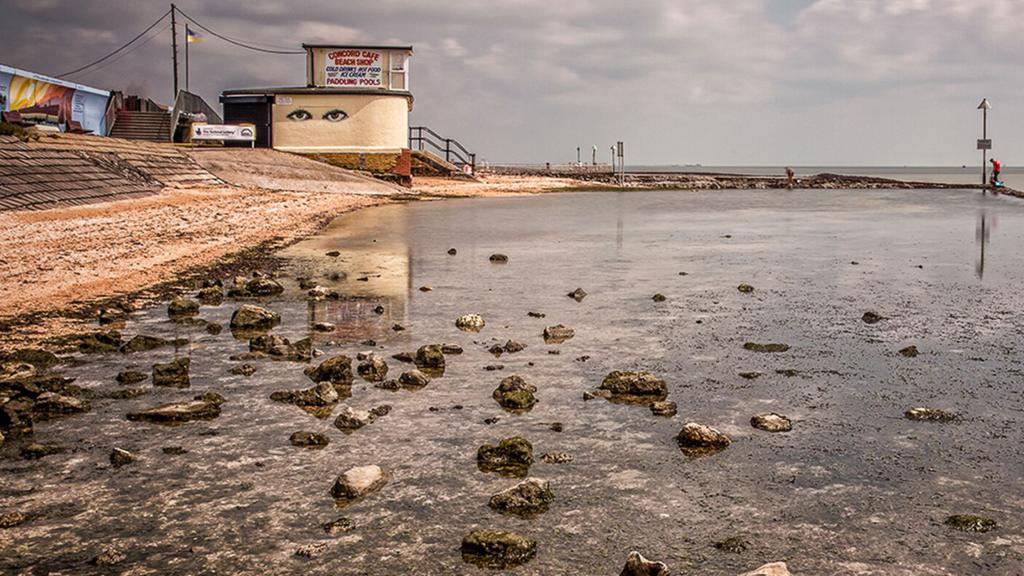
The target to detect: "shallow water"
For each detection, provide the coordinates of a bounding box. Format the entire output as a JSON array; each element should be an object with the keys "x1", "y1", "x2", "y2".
[{"x1": 3, "y1": 189, "x2": 1024, "y2": 575}]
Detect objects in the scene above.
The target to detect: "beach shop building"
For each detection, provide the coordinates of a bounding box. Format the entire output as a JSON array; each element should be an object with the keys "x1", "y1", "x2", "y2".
[{"x1": 220, "y1": 44, "x2": 413, "y2": 175}]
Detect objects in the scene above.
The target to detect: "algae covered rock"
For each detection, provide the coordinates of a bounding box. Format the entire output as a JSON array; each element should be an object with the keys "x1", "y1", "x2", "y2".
[
  {"x1": 115, "y1": 370, "x2": 147, "y2": 385},
  {"x1": 489, "y1": 253, "x2": 509, "y2": 263},
  {"x1": 598, "y1": 370, "x2": 668, "y2": 402},
  {"x1": 620, "y1": 551, "x2": 670, "y2": 576},
  {"x1": 944, "y1": 514, "x2": 996, "y2": 533},
  {"x1": 167, "y1": 297, "x2": 200, "y2": 319},
  {"x1": 461, "y1": 529, "x2": 536, "y2": 569},
  {"x1": 676, "y1": 422, "x2": 731, "y2": 456},
  {"x1": 737, "y1": 283, "x2": 755, "y2": 293},
  {"x1": 861, "y1": 311, "x2": 884, "y2": 324},
  {"x1": 743, "y1": 342, "x2": 790, "y2": 353},
  {"x1": 289, "y1": 431, "x2": 330, "y2": 448},
  {"x1": 477, "y1": 436, "x2": 534, "y2": 476},
  {"x1": 120, "y1": 335, "x2": 187, "y2": 354},
  {"x1": 414, "y1": 344, "x2": 445, "y2": 370},
  {"x1": 488, "y1": 477, "x2": 554, "y2": 516},
  {"x1": 542, "y1": 324, "x2": 575, "y2": 344},
  {"x1": 304, "y1": 355, "x2": 353, "y2": 386},
  {"x1": 229, "y1": 275, "x2": 284, "y2": 297},
  {"x1": 905, "y1": 407, "x2": 957, "y2": 422},
  {"x1": 152, "y1": 358, "x2": 190, "y2": 388},
  {"x1": 271, "y1": 381, "x2": 339, "y2": 407},
  {"x1": 492, "y1": 375, "x2": 538, "y2": 412},
  {"x1": 333, "y1": 405, "x2": 388, "y2": 432},
  {"x1": 567, "y1": 287, "x2": 588, "y2": 302},
  {"x1": 229, "y1": 304, "x2": 281, "y2": 332},
  {"x1": 127, "y1": 399, "x2": 221, "y2": 423},
  {"x1": 751, "y1": 413, "x2": 792, "y2": 432},
  {"x1": 650, "y1": 400, "x2": 677, "y2": 417},
  {"x1": 32, "y1": 392, "x2": 89, "y2": 419},
  {"x1": 898, "y1": 345, "x2": 919, "y2": 358},
  {"x1": 357, "y1": 354, "x2": 389, "y2": 382}
]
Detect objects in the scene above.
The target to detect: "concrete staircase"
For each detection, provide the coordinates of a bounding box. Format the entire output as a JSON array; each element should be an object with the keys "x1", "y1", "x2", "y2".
[
  {"x1": 411, "y1": 149, "x2": 475, "y2": 179},
  {"x1": 108, "y1": 110, "x2": 171, "y2": 142}
]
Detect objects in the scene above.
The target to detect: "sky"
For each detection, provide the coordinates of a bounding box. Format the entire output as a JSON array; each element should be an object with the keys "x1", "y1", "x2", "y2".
[{"x1": 1, "y1": 0, "x2": 1021, "y2": 166}]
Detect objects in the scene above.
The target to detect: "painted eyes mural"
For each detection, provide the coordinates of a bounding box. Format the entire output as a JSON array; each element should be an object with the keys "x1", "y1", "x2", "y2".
[
  {"x1": 323, "y1": 109, "x2": 348, "y2": 122},
  {"x1": 286, "y1": 108, "x2": 349, "y2": 122},
  {"x1": 286, "y1": 109, "x2": 313, "y2": 121}
]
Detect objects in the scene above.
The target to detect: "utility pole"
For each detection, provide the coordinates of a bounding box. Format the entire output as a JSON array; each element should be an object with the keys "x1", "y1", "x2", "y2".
[
  {"x1": 171, "y1": 4, "x2": 179, "y2": 97},
  {"x1": 978, "y1": 98, "x2": 992, "y2": 193}
]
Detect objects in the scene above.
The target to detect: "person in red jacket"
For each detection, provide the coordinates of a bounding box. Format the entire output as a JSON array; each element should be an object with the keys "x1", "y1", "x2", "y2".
[{"x1": 991, "y1": 158, "x2": 1002, "y2": 184}]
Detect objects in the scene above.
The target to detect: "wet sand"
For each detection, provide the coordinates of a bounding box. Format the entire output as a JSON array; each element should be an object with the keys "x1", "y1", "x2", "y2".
[{"x1": 3, "y1": 188, "x2": 1022, "y2": 575}]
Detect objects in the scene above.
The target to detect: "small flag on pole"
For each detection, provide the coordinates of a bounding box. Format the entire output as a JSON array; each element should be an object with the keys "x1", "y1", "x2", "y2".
[{"x1": 186, "y1": 26, "x2": 203, "y2": 43}]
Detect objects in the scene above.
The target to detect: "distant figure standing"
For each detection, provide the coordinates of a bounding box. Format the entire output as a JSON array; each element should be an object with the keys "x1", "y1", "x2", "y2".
[
  {"x1": 785, "y1": 167, "x2": 795, "y2": 190},
  {"x1": 990, "y1": 158, "x2": 1002, "y2": 185}
]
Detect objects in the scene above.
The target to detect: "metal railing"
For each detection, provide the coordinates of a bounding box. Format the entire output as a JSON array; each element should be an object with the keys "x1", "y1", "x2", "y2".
[{"x1": 409, "y1": 126, "x2": 476, "y2": 173}]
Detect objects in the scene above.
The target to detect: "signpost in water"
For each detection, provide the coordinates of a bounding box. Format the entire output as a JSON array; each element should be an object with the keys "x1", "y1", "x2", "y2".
[{"x1": 978, "y1": 98, "x2": 992, "y2": 191}]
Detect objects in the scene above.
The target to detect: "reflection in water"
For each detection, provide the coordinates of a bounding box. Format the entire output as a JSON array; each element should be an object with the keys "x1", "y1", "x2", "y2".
[
  {"x1": 976, "y1": 211, "x2": 996, "y2": 280},
  {"x1": 282, "y1": 205, "x2": 412, "y2": 343}
]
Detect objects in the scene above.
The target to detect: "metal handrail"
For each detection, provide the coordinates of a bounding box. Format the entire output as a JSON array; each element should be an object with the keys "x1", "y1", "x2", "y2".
[{"x1": 409, "y1": 126, "x2": 476, "y2": 173}]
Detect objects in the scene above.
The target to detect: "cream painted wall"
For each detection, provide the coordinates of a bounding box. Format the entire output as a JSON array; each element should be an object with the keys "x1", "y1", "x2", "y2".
[{"x1": 271, "y1": 93, "x2": 410, "y2": 152}]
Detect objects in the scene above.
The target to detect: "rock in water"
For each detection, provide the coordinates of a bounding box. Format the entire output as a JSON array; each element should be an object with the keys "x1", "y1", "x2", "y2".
[
  {"x1": 598, "y1": 371, "x2": 668, "y2": 402},
  {"x1": 398, "y1": 370, "x2": 430, "y2": 388},
  {"x1": 567, "y1": 287, "x2": 588, "y2": 302},
  {"x1": 650, "y1": 401, "x2": 677, "y2": 417},
  {"x1": 489, "y1": 253, "x2": 509, "y2": 263},
  {"x1": 905, "y1": 407, "x2": 957, "y2": 422},
  {"x1": 488, "y1": 477, "x2": 554, "y2": 516},
  {"x1": 862, "y1": 311, "x2": 884, "y2": 324},
  {"x1": 357, "y1": 355, "x2": 389, "y2": 382},
  {"x1": 750, "y1": 413, "x2": 792, "y2": 432},
  {"x1": 127, "y1": 399, "x2": 221, "y2": 423},
  {"x1": 477, "y1": 436, "x2": 533, "y2": 476},
  {"x1": 737, "y1": 283, "x2": 755, "y2": 293},
  {"x1": 743, "y1": 342, "x2": 790, "y2": 353},
  {"x1": 109, "y1": 447, "x2": 134, "y2": 468},
  {"x1": 676, "y1": 422, "x2": 731, "y2": 456},
  {"x1": 456, "y1": 314, "x2": 486, "y2": 332},
  {"x1": 32, "y1": 392, "x2": 89, "y2": 419},
  {"x1": 945, "y1": 514, "x2": 997, "y2": 533},
  {"x1": 196, "y1": 286, "x2": 223, "y2": 305},
  {"x1": 0, "y1": 511, "x2": 27, "y2": 528},
  {"x1": 119, "y1": 335, "x2": 186, "y2": 353},
  {"x1": 492, "y1": 375, "x2": 538, "y2": 412},
  {"x1": 331, "y1": 465, "x2": 389, "y2": 505},
  {"x1": 116, "y1": 370, "x2": 147, "y2": 385},
  {"x1": 229, "y1": 364, "x2": 257, "y2": 377},
  {"x1": 542, "y1": 324, "x2": 575, "y2": 343},
  {"x1": 229, "y1": 304, "x2": 281, "y2": 332},
  {"x1": 899, "y1": 345, "x2": 919, "y2": 358},
  {"x1": 167, "y1": 297, "x2": 200, "y2": 319},
  {"x1": 289, "y1": 431, "x2": 330, "y2": 448},
  {"x1": 322, "y1": 517, "x2": 355, "y2": 535},
  {"x1": 333, "y1": 406, "x2": 384, "y2": 432},
  {"x1": 313, "y1": 322, "x2": 335, "y2": 333},
  {"x1": 461, "y1": 529, "x2": 536, "y2": 569},
  {"x1": 152, "y1": 358, "x2": 190, "y2": 388},
  {"x1": 739, "y1": 562, "x2": 793, "y2": 576},
  {"x1": 93, "y1": 545, "x2": 126, "y2": 566},
  {"x1": 271, "y1": 381, "x2": 339, "y2": 407},
  {"x1": 620, "y1": 551, "x2": 670, "y2": 576},
  {"x1": 447, "y1": 248, "x2": 457, "y2": 255},
  {"x1": 652, "y1": 293, "x2": 667, "y2": 302},
  {"x1": 414, "y1": 344, "x2": 445, "y2": 369},
  {"x1": 304, "y1": 355, "x2": 353, "y2": 386}
]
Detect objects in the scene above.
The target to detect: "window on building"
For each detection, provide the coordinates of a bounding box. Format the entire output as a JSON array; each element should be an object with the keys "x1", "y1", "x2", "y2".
[{"x1": 390, "y1": 53, "x2": 409, "y2": 91}]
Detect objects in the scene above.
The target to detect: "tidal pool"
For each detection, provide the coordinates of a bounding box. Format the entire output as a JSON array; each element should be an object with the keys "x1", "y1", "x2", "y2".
[{"x1": 3, "y1": 189, "x2": 1024, "y2": 575}]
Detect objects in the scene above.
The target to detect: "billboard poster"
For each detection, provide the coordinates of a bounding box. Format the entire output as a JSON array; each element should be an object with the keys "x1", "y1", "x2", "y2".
[
  {"x1": 324, "y1": 49, "x2": 383, "y2": 88},
  {"x1": 0, "y1": 64, "x2": 110, "y2": 135}
]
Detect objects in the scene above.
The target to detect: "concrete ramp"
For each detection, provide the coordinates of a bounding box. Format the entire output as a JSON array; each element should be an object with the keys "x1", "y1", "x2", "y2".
[{"x1": 186, "y1": 148, "x2": 406, "y2": 196}]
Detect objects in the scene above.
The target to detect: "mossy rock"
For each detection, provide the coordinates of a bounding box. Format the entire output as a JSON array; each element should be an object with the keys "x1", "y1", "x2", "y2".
[
  {"x1": 414, "y1": 344, "x2": 445, "y2": 369},
  {"x1": 461, "y1": 529, "x2": 536, "y2": 569},
  {"x1": 0, "y1": 349, "x2": 59, "y2": 370},
  {"x1": 898, "y1": 345, "x2": 919, "y2": 358},
  {"x1": 120, "y1": 335, "x2": 187, "y2": 354},
  {"x1": 905, "y1": 407, "x2": 957, "y2": 422},
  {"x1": 167, "y1": 297, "x2": 200, "y2": 319},
  {"x1": 477, "y1": 436, "x2": 533, "y2": 476},
  {"x1": 945, "y1": 514, "x2": 996, "y2": 533},
  {"x1": 598, "y1": 370, "x2": 668, "y2": 401},
  {"x1": 492, "y1": 375, "x2": 538, "y2": 412},
  {"x1": 737, "y1": 284, "x2": 755, "y2": 293},
  {"x1": 152, "y1": 358, "x2": 190, "y2": 388},
  {"x1": 46, "y1": 331, "x2": 122, "y2": 354},
  {"x1": 743, "y1": 342, "x2": 790, "y2": 353}
]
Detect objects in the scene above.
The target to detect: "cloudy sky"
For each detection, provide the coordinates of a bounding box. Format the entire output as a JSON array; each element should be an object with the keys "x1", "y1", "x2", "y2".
[{"x1": 1, "y1": 0, "x2": 1021, "y2": 165}]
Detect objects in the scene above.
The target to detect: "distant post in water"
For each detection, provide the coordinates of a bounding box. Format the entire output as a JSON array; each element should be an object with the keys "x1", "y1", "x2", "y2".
[
  {"x1": 978, "y1": 98, "x2": 992, "y2": 192},
  {"x1": 610, "y1": 145, "x2": 616, "y2": 174},
  {"x1": 576, "y1": 146, "x2": 581, "y2": 166},
  {"x1": 616, "y1": 141, "x2": 624, "y2": 186},
  {"x1": 592, "y1": 145, "x2": 597, "y2": 166}
]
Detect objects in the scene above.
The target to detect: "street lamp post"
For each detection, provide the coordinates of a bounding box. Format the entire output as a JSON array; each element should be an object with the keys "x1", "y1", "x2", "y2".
[{"x1": 978, "y1": 98, "x2": 992, "y2": 192}]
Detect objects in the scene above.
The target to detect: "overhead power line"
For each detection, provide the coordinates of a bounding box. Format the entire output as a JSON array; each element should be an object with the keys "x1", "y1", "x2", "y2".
[
  {"x1": 58, "y1": 7, "x2": 173, "y2": 78},
  {"x1": 66, "y1": 21, "x2": 172, "y2": 80},
  {"x1": 174, "y1": 6, "x2": 305, "y2": 54}
]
